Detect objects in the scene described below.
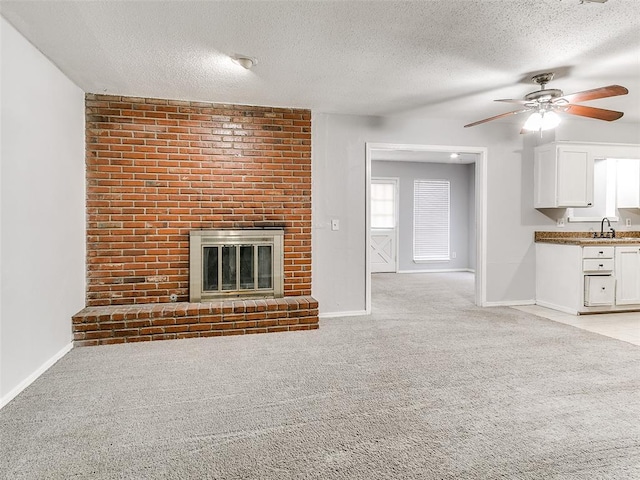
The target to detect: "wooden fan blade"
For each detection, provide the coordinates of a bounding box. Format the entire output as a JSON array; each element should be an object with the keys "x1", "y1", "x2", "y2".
[
  {"x1": 560, "y1": 85, "x2": 628, "y2": 103},
  {"x1": 464, "y1": 108, "x2": 532, "y2": 128},
  {"x1": 560, "y1": 104, "x2": 624, "y2": 121}
]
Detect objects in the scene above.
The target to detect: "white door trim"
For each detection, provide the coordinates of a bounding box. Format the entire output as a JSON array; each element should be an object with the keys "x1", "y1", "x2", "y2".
[{"x1": 365, "y1": 143, "x2": 488, "y2": 312}]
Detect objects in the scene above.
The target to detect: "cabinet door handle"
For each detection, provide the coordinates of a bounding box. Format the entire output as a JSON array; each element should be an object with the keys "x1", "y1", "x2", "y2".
[
  {"x1": 599, "y1": 264, "x2": 604, "y2": 267},
  {"x1": 602, "y1": 287, "x2": 606, "y2": 291},
  {"x1": 598, "y1": 251, "x2": 604, "y2": 255}
]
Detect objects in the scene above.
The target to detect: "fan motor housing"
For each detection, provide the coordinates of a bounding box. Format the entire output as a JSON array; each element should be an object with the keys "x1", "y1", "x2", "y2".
[{"x1": 524, "y1": 88, "x2": 564, "y2": 102}]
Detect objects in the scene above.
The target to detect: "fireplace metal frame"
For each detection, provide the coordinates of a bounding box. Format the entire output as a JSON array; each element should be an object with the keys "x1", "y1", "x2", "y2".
[{"x1": 189, "y1": 229, "x2": 284, "y2": 302}]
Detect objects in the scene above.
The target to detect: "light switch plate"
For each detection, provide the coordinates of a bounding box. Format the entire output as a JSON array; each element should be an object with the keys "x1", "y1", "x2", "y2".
[{"x1": 331, "y1": 219, "x2": 339, "y2": 231}]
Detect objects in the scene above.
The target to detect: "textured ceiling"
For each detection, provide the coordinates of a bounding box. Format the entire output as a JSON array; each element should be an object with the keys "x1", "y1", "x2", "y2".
[{"x1": 2, "y1": 0, "x2": 640, "y2": 125}]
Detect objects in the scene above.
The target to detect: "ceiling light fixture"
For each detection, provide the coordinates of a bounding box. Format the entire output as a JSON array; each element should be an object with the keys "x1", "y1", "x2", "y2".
[
  {"x1": 449, "y1": 153, "x2": 459, "y2": 159},
  {"x1": 522, "y1": 110, "x2": 561, "y2": 132},
  {"x1": 231, "y1": 54, "x2": 258, "y2": 70}
]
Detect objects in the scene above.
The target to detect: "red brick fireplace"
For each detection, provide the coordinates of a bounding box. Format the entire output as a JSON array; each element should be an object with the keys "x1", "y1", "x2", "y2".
[{"x1": 72, "y1": 94, "x2": 318, "y2": 346}]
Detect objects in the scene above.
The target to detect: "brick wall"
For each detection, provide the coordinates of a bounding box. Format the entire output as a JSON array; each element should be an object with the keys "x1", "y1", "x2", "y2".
[{"x1": 85, "y1": 94, "x2": 312, "y2": 307}]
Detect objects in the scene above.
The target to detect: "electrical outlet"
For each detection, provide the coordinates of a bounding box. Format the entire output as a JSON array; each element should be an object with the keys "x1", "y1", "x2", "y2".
[
  {"x1": 451, "y1": 252, "x2": 457, "y2": 259},
  {"x1": 331, "y1": 219, "x2": 339, "y2": 231},
  {"x1": 626, "y1": 218, "x2": 632, "y2": 227},
  {"x1": 557, "y1": 217, "x2": 565, "y2": 227}
]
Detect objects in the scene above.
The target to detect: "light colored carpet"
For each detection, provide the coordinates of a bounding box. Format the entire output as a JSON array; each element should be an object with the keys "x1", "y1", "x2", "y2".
[{"x1": 2, "y1": 272, "x2": 639, "y2": 479}]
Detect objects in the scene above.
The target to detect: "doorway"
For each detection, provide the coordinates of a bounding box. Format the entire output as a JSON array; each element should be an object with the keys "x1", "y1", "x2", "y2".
[{"x1": 365, "y1": 143, "x2": 487, "y2": 313}]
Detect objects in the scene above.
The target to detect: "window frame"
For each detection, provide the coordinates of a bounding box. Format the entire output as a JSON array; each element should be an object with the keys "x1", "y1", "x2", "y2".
[{"x1": 371, "y1": 177, "x2": 399, "y2": 230}]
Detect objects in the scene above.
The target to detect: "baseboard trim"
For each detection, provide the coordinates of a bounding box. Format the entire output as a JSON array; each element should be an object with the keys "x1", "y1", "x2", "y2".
[
  {"x1": 319, "y1": 310, "x2": 369, "y2": 319},
  {"x1": 534, "y1": 300, "x2": 578, "y2": 315},
  {"x1": 0, "y1": 341, "x2": 73, "y2": 410},
  {"x1": 483, "y1": 300, "x2": 536, "y2": 307},
  {"x1": 396, "y1": 268, "x2": 475, "y2": 274}
]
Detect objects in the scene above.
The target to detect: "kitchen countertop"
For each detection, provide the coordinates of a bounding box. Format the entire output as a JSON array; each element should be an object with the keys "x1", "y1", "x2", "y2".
[{"x1": 535, "y1": 231, "x2": 640, "y2": 246}]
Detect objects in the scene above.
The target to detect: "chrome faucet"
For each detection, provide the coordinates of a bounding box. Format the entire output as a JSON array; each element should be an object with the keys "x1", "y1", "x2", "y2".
[{"x1": 596, "y1": 217, "x2": 616, "y2": 238}]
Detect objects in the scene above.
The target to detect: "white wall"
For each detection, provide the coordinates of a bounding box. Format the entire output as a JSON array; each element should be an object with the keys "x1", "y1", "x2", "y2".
[
  {"x1": 311, "y1": 110, "x2": 640, "y2": 315},
  {"x1": 556, "y1": 120, "x2": 640, "y2": 145},
  {"x1": 312, "y1": 111, "x2": 524, "y2": 314},
  {"x1": 1, "y1": 18, "x2": 85, "y2": 407},
  {"x1": 372, "y1": 160, "x2": 473, "y2": 272}
]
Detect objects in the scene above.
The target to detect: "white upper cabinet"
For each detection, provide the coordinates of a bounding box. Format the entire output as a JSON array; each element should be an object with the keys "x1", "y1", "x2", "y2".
[
  {"x1": 534, "y1": 142, "x2": 594, "y2": 208},
  {"x1": 616, "y1": 158, "x2": 640, "y2": 209}
]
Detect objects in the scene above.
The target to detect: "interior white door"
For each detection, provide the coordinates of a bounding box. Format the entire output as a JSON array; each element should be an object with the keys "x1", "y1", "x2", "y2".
[
  {"x1": 371, "y1": 229, "x2": 396, "y2": 272},
  {"x1": 370, "y1": 178, "x2": 398, "y2": 273}
]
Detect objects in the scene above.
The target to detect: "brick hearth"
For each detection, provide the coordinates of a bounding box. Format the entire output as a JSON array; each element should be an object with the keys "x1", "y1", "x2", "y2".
[{"x1": 73, "y1": 296, "x2": 318, "y2": 346}]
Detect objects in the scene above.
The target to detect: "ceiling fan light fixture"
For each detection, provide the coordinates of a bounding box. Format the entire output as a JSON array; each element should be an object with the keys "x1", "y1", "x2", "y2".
[
  {"x1": 522, "y1": 110, "x2": 561, "y2": 132},
  {"x1": 522, "y1": 112, "x2": 542, "y2": 131},
  {"x1": 542, "y1": 111, "x2": 562, "y2": 130}
]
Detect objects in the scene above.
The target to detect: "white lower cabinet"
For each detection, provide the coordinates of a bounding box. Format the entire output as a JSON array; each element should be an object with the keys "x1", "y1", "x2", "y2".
[
  {"x1": 584, "y1": 275, "x2": 615, "y2": 306},
  {"x1": 536, "y1": 243, "x2": 640, "y2": 314},
  {"x1": 615, "y1": 246, "x2": 640, "y2": 305}
]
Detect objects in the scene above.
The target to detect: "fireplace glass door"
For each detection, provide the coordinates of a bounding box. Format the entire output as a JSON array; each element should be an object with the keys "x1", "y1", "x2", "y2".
[
  {"x1": 190, "y1": 230, "x2": 283, "y2": 301},
  {"x1": 202, "y1": 244, "x2": 273, "y2": 293}
]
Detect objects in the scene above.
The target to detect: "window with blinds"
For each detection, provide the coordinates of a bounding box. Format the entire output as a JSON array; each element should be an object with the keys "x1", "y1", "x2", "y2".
[{"x1": 413, "y1": 180, "x2": 450, "y2": 262}]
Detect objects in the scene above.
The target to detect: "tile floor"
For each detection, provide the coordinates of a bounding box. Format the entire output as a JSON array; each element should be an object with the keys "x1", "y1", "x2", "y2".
[{"x1": 513, "y1": 305, "x2": 640, "y2": 346}]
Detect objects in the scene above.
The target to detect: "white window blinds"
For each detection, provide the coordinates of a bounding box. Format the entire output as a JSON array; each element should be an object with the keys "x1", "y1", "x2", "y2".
[{"x1": 413, "y1": 180, "x2": 450, "y2": 262}]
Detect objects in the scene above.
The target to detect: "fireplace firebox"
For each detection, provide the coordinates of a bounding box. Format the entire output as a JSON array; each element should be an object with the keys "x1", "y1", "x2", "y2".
[{"x1": 189, "y1": 230, "x2": 284, "y2": 302}]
